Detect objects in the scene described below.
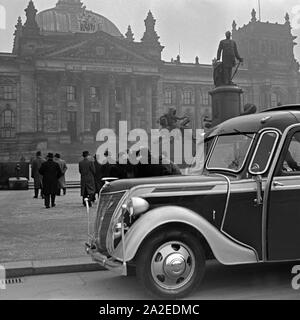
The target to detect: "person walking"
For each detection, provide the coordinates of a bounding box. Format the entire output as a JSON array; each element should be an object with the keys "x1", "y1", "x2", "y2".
[
  {"x1": 39, "y1": 153, "x2": 63, "y2": 209},
  {"x1": 54, "y1": 153, "x2": 68, "y2": 196},
  {"x1": 79, "y1": 151, "x2": 96, "y2": 207},
  {"x1": 93, "y1": 150, "x2": 117, "y2": 199},
  {"x1": 31, "y1": 151, "x2": 45, "y2": 199}
]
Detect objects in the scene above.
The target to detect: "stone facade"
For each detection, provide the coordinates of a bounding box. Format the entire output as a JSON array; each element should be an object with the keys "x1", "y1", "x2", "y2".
[{"x1": 0, "y1": 1, "x2": 299, "y2": 161}]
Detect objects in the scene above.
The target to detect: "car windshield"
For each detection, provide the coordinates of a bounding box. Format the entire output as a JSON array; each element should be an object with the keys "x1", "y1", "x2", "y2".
[
  {"x1": 206, "y1": 134, "x2": 255, "y2": 172},
  {"x1": 184, "y1": 137, "x2": 210, "y2": 175}
]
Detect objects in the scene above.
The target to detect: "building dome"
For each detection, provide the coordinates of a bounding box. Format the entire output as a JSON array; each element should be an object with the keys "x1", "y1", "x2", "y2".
[{"x1": 36, "y1": 0, "x2": 122, "y2": 37}]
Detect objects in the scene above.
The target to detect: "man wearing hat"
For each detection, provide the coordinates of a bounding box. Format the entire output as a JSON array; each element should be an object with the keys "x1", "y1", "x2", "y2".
[
  {"x1": 39, "y1": 153, "x2": 63, "y2": 209},
  {"x1": 31, "y1": 151, "x2": 45, "y2": 199},
  {"x1": 79, "y1": 151, "x2": 96, "y2": 207},
  {"x1": 54, "y1": 153, "x2": 68, "y2": 196}
]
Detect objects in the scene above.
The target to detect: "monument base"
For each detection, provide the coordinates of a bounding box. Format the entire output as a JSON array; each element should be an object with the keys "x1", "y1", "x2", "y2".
[{"x1": 209, "y1": 85, "x2": 243, "y2": 127}]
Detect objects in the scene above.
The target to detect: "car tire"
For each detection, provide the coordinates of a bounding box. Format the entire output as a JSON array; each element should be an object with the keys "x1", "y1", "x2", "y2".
[{"x1": 136, "y1": 229, "x2": 206, "y2": 299}]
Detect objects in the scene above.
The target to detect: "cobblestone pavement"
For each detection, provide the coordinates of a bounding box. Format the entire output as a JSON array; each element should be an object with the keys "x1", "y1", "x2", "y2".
[{"x1": 0, "y1": 189, "x2": 97, "y2": 263}]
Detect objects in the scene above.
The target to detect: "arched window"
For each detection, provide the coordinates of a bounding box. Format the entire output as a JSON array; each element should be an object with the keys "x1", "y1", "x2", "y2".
[{"x1": 0, "y1": 106, "x2": 15, "y2": 138}]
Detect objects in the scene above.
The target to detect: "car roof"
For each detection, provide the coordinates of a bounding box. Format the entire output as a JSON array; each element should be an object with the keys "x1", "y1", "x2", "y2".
[
  {"x1": 261, "y1": 104, "x2": 300, "y2": 112},
  {"x1": 206, "y1": 105, "x2": 300, "y2": 139}
]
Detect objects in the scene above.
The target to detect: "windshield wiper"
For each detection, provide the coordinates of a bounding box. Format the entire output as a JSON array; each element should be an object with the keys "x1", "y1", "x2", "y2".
[{"x1": 233, "y1": 129, "x2": 253, "y2": 139}]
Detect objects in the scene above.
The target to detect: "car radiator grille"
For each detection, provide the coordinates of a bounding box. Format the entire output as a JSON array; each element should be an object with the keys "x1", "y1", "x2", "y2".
[{"x1": 95, "y1": 191, "x2": 126, "y2": 253}]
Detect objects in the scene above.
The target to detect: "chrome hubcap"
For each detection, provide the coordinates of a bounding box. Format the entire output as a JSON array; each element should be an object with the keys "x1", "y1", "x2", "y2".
[{"x1": 151, "y1": 241, "x2": 195, "y2": 290}]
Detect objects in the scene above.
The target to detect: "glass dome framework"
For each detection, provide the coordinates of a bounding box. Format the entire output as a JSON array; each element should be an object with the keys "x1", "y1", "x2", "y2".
[{"x1": 36, "y1": 0, "x2": 123, "y2": 38}]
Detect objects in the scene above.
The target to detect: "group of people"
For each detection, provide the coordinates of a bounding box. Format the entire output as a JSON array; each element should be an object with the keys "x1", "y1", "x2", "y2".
[
  {"x1": 32, "y1": 147, "x2": 182, "y2": 209},
  {"x1": 79, "y1": 148, "x2": 182, "y2": 207},
  {"x1": 31, "y1": 151, "x2": 68, "y2": 209}
]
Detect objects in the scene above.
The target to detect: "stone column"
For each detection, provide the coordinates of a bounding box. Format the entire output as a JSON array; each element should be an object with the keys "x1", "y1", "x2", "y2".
[
  {"x1": 195, "y1": 85, "x2": 202, "y2": 129},
  {"x1": 131, "y1": 76, "x2": 138, "y2": 128},
  {"x1": 175, "y1": 84, "x2": 182, "y2": 114},
  {"x1": 19, "y1": 67, "x2": 36, "y2": 133},
  {"x1": 98, "y1": 76, "x2": 105, "y2": 129},
  {"x1": 145, "y1": 78, "x2": 153, "y2": 131},
  {"x1": 151, "y1": 77, "x2": 159, "y2": 129},
  {"x1": 156, "y1": 77, "x2": 164, "y2": 126},
  {"x1": 58, "y1": 73, "x2": 68, "y2": 132},
  {"x1": 35, "y1": 73, "x2": 45, "y2": 133},
  {"x1": 82, "y1": 75, "x2": 94, "y2": 144},
  {"x1": 56, "y1": 73, "x2": 70, "y2": 144},
  {"x1": 124, "y1": 77, "x2": 132, "y2": 130},
  {"x1": 16, "y1": 78, "x2": 21, "y2": 133},
  {"x1": 83, "y1": 76, "x2": 92, "y2": 132},
  {"x1": 78, "y1": 80, "x2": 85, "y2": 139},
  {"x1": 108, "y1": 74, "x2": 116, "y2": 129},
  {"x1": 103, "y1": 79, "x2": 110, "y2": 128}
]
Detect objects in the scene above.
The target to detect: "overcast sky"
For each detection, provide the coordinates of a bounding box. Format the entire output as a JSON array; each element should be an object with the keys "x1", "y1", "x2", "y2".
[{"x1": 1, "y1": 0, "x2": 300, "y2": 63}]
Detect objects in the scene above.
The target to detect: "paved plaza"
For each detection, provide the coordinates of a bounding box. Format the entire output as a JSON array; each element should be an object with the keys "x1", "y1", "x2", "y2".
[{"x1": 0, "y1": 189, "x2": 96, "y2": 263}]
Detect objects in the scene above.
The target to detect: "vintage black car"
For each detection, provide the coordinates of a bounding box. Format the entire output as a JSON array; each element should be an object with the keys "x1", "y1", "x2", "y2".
[{"x1": 86, "y1": 104, "x2": 300, "y2": 299}]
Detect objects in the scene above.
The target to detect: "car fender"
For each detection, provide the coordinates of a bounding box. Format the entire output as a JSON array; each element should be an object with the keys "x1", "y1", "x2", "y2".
[{"x1": 113, "y1": 205, "x2": 258, "y2": 265}]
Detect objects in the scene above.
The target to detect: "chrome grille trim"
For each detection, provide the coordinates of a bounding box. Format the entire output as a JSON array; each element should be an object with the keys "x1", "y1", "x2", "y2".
[{"x1": 94, "y1": 191, "x2": 127, "y2": 253}]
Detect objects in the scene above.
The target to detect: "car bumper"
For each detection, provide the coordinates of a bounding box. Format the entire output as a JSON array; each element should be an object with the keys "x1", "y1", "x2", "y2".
[{"x1": 85, "y1": 242, "x2": 127, "y2": 276}]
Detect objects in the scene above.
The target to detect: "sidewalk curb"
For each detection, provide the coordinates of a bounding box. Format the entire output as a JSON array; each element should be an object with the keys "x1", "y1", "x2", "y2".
[{"x1": 2, "y1": 257, "x2": 105, "y2": 278}]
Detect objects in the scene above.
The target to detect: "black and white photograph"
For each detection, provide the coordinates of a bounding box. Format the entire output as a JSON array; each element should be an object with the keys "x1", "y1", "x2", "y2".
[{"x1": 1, "y1": 0, "x2": 300, "y2": 309}]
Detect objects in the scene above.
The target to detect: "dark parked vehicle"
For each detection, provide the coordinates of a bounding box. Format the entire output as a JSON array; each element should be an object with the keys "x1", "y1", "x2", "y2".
[{"x1": 86, "y1": 104, "x2": 300, "y2": 299}]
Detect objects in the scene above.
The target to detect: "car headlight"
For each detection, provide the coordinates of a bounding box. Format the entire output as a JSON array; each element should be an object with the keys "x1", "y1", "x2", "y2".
[
  {"x1": 112, "y1": 197, "x2": 150, "y2": 243},
  {"x1": 122, "y1": 197, "x2": 150, "y2": 218}
]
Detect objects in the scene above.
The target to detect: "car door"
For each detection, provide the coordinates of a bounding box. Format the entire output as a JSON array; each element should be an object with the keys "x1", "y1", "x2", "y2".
[
  {"x1": 221, "y1": 130, "x2": 280, "y2": 261},
  {"x1": 268, "y1": 128, "x2": 300, "y2": 261}
]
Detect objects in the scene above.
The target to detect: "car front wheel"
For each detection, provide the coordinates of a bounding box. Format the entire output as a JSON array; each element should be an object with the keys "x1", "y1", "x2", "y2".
[{"x1": 136, "y1": 229, "x2": 206, "y2": 299}]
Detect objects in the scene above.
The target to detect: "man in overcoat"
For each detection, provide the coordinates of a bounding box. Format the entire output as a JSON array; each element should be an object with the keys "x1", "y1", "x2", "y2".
[
  {"x1": 217, "y1": 31, "x2": 243, "y2": 85},
  {"x1": 39, "y1": 153, "x2": 63, "y2": 209},
  {"x1": 79, "y1": 151, "x2": 96, "y2": 207},
  {"x1": 31, "y1": 151, "x2": 45, "y2": 199},
  {"x1": 54, "y1": 153, "x2": 68, "y2": 196}
]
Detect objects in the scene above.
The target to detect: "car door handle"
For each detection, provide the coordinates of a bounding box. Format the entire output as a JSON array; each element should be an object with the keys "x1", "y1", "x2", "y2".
[{"x1": 273, "y1": 181, "x2": 284, "y2": 187}]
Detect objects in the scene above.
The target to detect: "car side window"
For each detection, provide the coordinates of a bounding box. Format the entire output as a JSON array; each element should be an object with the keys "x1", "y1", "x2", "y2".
[
  {"x1": 280, "y1": 132, "x2": 300, "y2": 175},
  {"x1": 249, "y1": 131, "x2": 279, "y2": 175}
]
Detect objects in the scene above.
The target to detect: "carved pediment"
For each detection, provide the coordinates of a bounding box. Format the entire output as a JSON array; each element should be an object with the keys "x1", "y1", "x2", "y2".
[
  {"x1": 39, "y1": 34, "x2": 152, "y2": 64},
  {"x1": 60, "y1": 43, "x2": 138, "y2": 61}
]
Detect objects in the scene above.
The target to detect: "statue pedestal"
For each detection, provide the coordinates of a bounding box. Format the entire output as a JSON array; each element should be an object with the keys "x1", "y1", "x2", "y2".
[{"x1": 209, "y1": 85, "x2": 243, "y2": 127}]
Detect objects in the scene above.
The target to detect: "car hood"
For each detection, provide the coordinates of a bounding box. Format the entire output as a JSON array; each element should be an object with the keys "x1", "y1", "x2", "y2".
[{"x1": 101, "y1": 174, "x2": 228, "y2": 194}]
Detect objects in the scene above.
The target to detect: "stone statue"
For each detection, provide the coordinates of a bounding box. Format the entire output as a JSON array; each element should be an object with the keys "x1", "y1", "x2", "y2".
[
  {"x1": 212, "y1": 58, "x2": 224, "y2": 87},
  {"x1": 216, "y1": 31, "x2": 243, "y2": 86},
  {"x1": 158, "y1": 108, "x2": 190, "y2": 130}
]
